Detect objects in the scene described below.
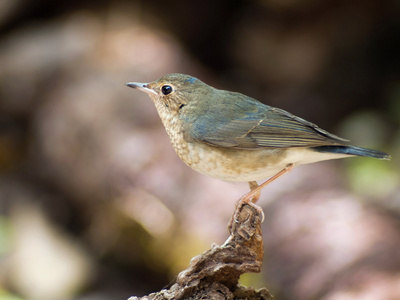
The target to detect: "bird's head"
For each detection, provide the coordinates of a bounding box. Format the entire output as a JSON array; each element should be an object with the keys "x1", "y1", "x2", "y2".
[{"x1": 126, "y1": 73, "x2": 212, "y2": 114}]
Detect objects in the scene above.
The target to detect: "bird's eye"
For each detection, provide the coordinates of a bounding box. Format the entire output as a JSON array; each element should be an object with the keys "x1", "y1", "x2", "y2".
[{"x1": 161, "y1": 85, "x2": 173, "y2": 95}]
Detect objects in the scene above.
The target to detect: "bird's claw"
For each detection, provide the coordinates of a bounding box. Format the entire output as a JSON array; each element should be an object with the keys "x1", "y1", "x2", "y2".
[{"x1": 228, "y1": 196, "x2": 264, "y2": 234}]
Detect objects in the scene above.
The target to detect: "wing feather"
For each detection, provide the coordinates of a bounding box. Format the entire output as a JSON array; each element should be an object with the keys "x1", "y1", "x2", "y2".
[{"x1": 184, "y1": 91, "x2": 348, "y2": 149}]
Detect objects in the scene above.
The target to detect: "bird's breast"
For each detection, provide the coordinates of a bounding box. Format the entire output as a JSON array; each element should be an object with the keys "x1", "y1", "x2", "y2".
[
  {"x1": 161, "y1": 116, "x2": 291, "y2": 181},
  {"x1": 156, "y1": 108, "x2": 350, "y2": 182}
]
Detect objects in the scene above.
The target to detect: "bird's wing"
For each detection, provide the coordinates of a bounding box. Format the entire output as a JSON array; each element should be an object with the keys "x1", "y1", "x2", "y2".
[{"x1": 185, "y1": 93, "x2": 348, "y2": 149}]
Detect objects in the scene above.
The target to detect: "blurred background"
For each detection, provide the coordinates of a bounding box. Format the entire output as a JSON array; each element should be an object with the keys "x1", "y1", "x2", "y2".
[{"x1": 0, "y1": 0, "x2": 399, "y2": 299}]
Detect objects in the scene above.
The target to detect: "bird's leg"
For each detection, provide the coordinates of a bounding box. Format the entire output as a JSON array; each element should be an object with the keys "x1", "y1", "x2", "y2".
[
  {"x1": 244, "y1": 163, "x2": 294, "y2": 204},
  {"x1": 237, "y1": 181, "x2": 264, "y2": 222},
  {"x1": 228, "y1": 163, "x2": 294, "y2": 231},
  {"x1": 248, "y1": 181, "x2": 261, "y2": 202}
]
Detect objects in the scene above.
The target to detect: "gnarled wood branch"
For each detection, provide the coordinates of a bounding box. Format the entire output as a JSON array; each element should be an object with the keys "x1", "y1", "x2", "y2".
[{"x1": 128, "y1": 204, "x2": 273, "y2": 300}]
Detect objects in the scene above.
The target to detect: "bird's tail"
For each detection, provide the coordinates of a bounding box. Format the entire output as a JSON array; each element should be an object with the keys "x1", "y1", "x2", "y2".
[{"x1": 312, "y1": 145, "x2": 391, "y2": 160}]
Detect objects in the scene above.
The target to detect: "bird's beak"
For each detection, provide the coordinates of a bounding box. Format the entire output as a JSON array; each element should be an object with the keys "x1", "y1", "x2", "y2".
[{"x1": 126, "y1": 82, "x2": 157, "y2": 95}]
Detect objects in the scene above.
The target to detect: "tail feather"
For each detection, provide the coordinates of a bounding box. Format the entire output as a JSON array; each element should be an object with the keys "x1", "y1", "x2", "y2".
[{"x1": 312, "y1": 145, "x2": 391, "y2": 160}]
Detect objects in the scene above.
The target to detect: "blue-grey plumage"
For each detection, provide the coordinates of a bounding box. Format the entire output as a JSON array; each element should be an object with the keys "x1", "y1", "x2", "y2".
[
  {"x1": 312, "y1": 145, "x2": 389, "y2": 159},
  {"x1": 126, "y1": 73, "x2": 390, "y2": 206}
]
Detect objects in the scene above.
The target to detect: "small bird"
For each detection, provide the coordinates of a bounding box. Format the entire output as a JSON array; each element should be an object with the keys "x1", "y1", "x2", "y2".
[{"x1": 126, "y1": 73, "x2": 390, "y2": 221}]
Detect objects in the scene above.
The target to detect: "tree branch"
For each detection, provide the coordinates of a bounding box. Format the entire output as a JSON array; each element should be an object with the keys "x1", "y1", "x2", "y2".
[{"x1": 128, "y1": 204, "x2": 273, "y2": 300}]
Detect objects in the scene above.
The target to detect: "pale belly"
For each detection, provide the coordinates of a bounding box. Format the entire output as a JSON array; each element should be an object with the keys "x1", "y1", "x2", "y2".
[
  {"x1": 162, "y1": 116, "x2": 350, "y2": 183},
  {"x1": 174, "y1": 142, "x2": 350, "y2": 182}
]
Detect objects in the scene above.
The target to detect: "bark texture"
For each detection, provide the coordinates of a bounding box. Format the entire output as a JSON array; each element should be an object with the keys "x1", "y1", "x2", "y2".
[{"x1": 128, "y1": 204, "x2": 273, "y2": 299}]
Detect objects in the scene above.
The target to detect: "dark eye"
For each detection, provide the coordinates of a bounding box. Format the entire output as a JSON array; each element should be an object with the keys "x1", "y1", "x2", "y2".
[{"x1": 161, "y1": 85, "x2": 173, "y2": 95}]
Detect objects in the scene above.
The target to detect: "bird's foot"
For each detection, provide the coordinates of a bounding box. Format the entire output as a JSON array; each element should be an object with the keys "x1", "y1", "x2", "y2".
[
  {"x1": 228, "y1": 194, "x2": 264, "y2": 234},
  {"x1": 227, "y1": 164, "x2": 294, "y2": 234}
]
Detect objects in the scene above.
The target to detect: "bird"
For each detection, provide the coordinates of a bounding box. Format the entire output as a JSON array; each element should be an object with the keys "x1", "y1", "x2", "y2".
[{"x1": 126, "y1": 73, "x2": 390, "y2": 224}]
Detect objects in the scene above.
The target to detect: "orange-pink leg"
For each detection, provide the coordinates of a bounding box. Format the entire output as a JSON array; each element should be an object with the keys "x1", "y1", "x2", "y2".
[{"x1": 229, "y1": 163, "x2": 294, "y2": 231}]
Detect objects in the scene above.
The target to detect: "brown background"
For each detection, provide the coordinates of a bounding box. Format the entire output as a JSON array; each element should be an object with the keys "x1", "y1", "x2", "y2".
[{"x1": 0, "y1": 1, "x2": 399, "y2": 299}]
